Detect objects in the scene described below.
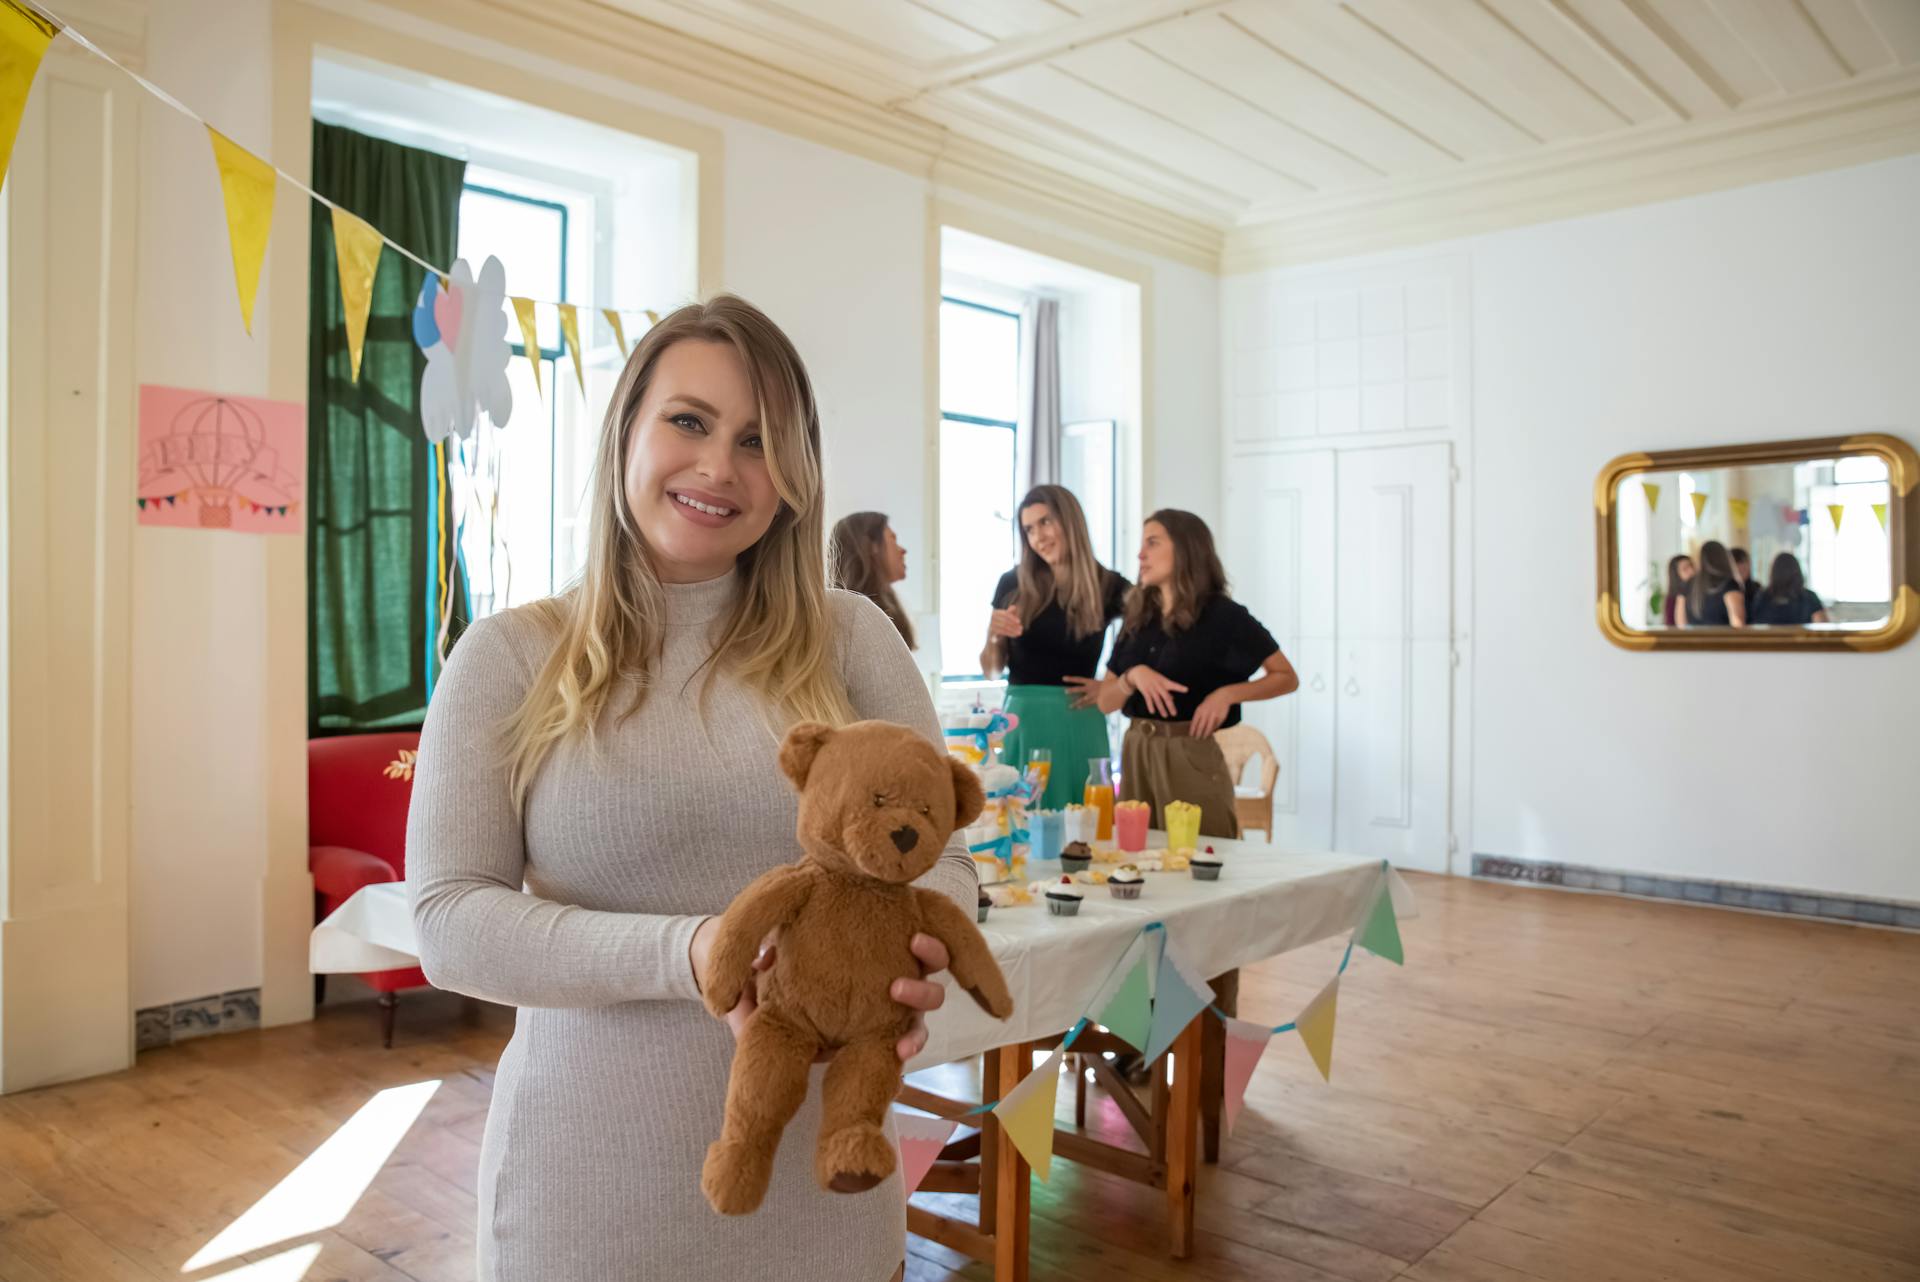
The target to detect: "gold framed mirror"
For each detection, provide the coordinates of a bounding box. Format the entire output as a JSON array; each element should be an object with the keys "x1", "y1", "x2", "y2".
[{"x1": 1595, "y1": 434, "x2": 1918, "y2": 651}]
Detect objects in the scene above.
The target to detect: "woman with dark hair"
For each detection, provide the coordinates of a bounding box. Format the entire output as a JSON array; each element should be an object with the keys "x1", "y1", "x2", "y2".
[
  {"x1": 1678, "y1": 540, "x2": 1747, "y2": 628},
  {"x1": 981, "y1": 484, "x2": 1129, "y2": 809},
  {"x1": 1661, "y1": 554, "x2": 1694, "y2": 627},
  {"x1": 1093, "y1": 510, "x2": 1297, "y2": 839},
  {"x1": 830, "y1": 512, "x2": 915, "y2": 649},
  {"x1": 1750, "y1": 552, "x2": 1831, "y2": 625}
]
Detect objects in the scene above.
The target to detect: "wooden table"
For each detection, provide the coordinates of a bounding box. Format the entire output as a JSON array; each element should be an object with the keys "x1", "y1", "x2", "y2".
[{"x1": 313, "y1": 840, "x2": 1410, "y2": 1281}]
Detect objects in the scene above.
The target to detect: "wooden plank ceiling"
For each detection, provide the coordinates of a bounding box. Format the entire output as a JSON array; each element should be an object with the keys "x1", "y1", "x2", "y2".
[{"x1": 599, "y1": 0, "x2": 1920, "y2": 238}]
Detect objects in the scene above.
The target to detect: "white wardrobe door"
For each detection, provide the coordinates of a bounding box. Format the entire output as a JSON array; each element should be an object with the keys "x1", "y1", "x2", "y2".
[
  {"x1": 1333, "y1": 444, "x2": 1452, "y2": 870},
  {"x1": 1226, "y1": 450, "x2": 1335, "y2": 850}
]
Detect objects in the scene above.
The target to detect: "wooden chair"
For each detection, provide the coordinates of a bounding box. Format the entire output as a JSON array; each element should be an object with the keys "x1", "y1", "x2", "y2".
[{"x1": 1217, "y1": 723, "x2": 1277, "y2": 842}]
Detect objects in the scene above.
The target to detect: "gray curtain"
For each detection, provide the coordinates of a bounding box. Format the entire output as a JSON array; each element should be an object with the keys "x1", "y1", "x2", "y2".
[{"x1": 1018, "y1": 296, "x2": 1061, "y2": 494}]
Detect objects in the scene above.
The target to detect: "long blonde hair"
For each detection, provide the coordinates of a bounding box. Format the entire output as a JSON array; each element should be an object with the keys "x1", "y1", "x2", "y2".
[
  {"x1": 830, "y1": 511, "x2": 915, "y2": 649},
  {"x1": 503, "y1": 295, "x2": 853, "y2": 808},
  {"x1": 1014, "y1": 484, "x2": 1107, "y2": 637}
]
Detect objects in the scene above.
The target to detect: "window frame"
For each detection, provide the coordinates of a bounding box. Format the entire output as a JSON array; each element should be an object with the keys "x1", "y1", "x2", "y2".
[{"x1": 938, "y1": 294, "x2": 1022, "y2": 684}]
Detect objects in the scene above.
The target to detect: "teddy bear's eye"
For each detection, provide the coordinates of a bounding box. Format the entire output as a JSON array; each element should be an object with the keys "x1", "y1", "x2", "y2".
[
  {"x1": 918, "y1": 803, "x2": 931, "y2": 816},
  {"x1": 872, "y1": 792, "x2": 887, "y2": 808}
]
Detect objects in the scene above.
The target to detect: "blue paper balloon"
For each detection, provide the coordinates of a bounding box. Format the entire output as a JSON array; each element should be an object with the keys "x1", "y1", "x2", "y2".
[{"x1": 412, "y1": 275, "x2": 441, "y2": 351}]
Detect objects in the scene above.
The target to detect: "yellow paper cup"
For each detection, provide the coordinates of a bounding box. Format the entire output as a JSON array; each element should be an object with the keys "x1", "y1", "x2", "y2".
[{"x1": 1165, "y1": 801, "x2": 1202, "y2": 851}]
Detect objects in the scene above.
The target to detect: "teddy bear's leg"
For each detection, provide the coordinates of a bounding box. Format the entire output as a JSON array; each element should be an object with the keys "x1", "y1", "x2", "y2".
[
  {"x1": 702, "y1": 1011, "x2": 816, "y2": 1215},
  {"x1": 815, "y1": 1037, "x2": 902, "y2": 1193}
]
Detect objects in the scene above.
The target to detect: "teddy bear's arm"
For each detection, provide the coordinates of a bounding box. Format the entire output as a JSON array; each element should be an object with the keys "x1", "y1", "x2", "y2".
[
  {"x1": 703, "y1": 866, "x2": 815, "y2": 1019},
  {"x1": 911, "y1": 889, "x2": 1015, "y2": 1020}
]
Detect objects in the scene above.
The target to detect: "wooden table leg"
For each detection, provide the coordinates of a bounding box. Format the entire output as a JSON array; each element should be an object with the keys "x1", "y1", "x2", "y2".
[
  {"x1": 1165, "y1": 1018, "x2": 1203, "y2": 1259},
  {"x1": 978, "y1": 1049, "x2": 1001, "y2": 1239},
  {"x1": 1202, "y1": 969, "x2": 1239, "y2": 1164},
  {"x1": 992, "y1": 1041, "x2": 1033, "y2": 1282}
]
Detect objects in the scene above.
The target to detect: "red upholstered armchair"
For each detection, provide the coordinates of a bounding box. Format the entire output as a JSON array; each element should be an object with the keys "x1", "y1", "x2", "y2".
[{"x1": 310, "y1": 731, "x2": 430, "y2": 1046}]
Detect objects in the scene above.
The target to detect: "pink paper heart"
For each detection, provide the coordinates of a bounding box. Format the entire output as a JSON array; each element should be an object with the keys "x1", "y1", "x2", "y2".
[{"x1": 433, "y1": 284, "x2": 463, "y2": 351}]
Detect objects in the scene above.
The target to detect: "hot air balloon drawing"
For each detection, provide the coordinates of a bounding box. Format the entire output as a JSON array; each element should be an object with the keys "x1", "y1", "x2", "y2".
[{"x1": 136, "y1": 385, "x2": 305, "y2": 533}]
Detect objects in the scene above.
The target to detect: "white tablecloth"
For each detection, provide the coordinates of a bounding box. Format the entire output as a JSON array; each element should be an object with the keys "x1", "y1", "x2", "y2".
[{"x1": 311, "y1": 835, "x2": 1415, "y2": 1070}]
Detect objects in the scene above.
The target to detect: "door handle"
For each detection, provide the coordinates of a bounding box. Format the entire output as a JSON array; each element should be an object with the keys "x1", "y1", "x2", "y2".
[{"x1": 1345, "y1": 677, "x2": 1360, "y2": 696}]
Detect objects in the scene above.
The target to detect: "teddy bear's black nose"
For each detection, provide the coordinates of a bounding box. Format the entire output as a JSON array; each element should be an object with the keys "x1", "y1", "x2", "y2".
[{"x1": 889, "y1": 826, "x2": 919, "y2": 854}]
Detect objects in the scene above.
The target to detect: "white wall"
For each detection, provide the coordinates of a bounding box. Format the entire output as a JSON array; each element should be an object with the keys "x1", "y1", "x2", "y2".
[{"x1": 1223, "y1": 155, "x2": 1920, "y2": 903}]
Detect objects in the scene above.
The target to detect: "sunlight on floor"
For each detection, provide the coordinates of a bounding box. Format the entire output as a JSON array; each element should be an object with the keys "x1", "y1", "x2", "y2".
[
  {"x1": 182, "y1": 1080, "x2": 441, "y2": 1272},
  {"x1": 197, "y1": 1243, "x2": 322, "y2": 1281}
]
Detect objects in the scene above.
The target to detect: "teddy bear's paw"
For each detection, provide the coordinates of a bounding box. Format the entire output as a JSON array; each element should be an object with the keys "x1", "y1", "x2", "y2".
[
  {"x1": 968, "y1": 982, "x2": 1015, "y2": 1020},
  {"x1": 818, "y1": 1122, "x2": 895, "y2": 1194},
  {"x1": 702, "y1": 1139, "x2": 773, "y2": 1215}
]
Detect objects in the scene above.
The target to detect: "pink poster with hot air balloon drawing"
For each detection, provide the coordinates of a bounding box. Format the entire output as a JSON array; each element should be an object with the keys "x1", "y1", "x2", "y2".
[{"x1": 136, "y1": 385, "x2": 305, "y2": 534}]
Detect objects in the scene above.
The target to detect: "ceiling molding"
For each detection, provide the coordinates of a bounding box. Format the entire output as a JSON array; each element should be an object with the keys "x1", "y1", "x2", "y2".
[
  {"x1": 1222, "y1": 67, "x2": 1920, "y2": 272},
  {"x1": 898, "y1": 0, "x2": 1235, "y2": 99}
]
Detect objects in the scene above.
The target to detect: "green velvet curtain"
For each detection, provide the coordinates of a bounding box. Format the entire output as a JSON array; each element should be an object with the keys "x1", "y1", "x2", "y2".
[{"x1": 308, "y1": 122, "x2": 469, "y2": 735}]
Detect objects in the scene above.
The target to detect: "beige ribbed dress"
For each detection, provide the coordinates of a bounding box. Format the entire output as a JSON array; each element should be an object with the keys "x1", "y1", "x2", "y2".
[{"x1": 405, "y1": 572, "x2": 978, "y2": 1281}]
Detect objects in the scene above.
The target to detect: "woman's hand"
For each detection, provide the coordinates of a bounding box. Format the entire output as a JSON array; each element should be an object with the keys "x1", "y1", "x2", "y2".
[
  {"x1": 1190, "y1": 689, "x2": 1235, "y2": 738},
  {"x1": 690, "y1": 916, "x2": 776, "y2": 1043},
  {"x1": 987, "y1": 606, "x2": 1024, "y2": 640},
  {"x1": 892, "y1": 933, "x2": 950, "y2": 1063},
  {"x1": 1063, "y1": 675, "x2": 1101, "y2": 709},
  {"x1": 1127, "y1": 666, "x2": 1188, "y2": 719}
]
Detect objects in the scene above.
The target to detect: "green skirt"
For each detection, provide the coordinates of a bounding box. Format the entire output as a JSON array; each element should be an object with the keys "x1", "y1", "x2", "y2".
[{"x1": 1000, "y1": 685, "x2": 1113, "y2": 812}]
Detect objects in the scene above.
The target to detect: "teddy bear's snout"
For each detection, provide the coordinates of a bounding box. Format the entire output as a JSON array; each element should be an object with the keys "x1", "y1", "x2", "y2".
[{"x1": 889, "y1": 825, "x2": 919, "y2": 854}]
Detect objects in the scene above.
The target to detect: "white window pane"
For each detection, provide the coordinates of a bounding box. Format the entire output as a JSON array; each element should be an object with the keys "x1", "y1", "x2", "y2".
[
  {"x1": 458, "y1": 188, "x2": 565, "y2": 350},
  {"x1": 940, "y1": 301, "x2": 1020, "y2": 424},
  {"x1": 939, "y1": 418, "x2": 1016, "y2": 677},
  {"x1": 1062, "y1": 419, "x2": 1116, "y2": 568}
]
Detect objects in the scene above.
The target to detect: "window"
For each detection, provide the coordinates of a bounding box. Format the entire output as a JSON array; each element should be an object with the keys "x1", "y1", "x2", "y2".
[
  {"x1": 1062, "y1": 418, "x2": 1118, "y2": 568},
  {"x1": 939, "y1": 297, "x2": 1021, "y2": 679}
]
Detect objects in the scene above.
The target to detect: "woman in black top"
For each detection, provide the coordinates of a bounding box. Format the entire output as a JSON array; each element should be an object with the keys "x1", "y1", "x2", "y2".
[
  {"x1": 1750, "y1": 552, "x2": 1830, "y2": 625},
  {"x1": 1094, "y1": 510, "x2": 1298, "y2": 839},
  {"x1": 1678, "y1": 540, "x2": 1748, "y2": 628},
  {"x1": 981, "y1": 485, "x2": 1130, "y2": 810}
]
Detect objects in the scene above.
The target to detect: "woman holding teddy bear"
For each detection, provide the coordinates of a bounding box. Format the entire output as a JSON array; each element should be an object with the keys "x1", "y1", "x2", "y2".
[{"x1": 406, "y1": 295, "x2": 976, "y2": 1281}]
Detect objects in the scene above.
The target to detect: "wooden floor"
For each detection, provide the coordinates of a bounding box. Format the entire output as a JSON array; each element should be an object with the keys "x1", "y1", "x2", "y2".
[{"x1": 2, "y1": 875, "x2": 1916, "y2": 1281}]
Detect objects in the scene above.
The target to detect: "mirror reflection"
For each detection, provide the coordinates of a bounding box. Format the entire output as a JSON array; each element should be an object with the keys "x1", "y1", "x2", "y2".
[{"x1": 1615, "y1": 455, "x2": 1893, "y2": 632}]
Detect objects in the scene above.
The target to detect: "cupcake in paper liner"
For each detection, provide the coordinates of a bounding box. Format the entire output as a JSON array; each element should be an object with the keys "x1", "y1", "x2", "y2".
[
  {"x1": 1059, "y1": 840, "x2": 1093, "y2": 873},
  {"x1": 1190, "y1": 844, "x2": 1223, "y2": 881},
  {"x1": 1108, "y1": 864, "x2": 1145, "y2": 900},
  {"x1": 977, "y1": 890, "x2": 992, "y2": 923},
  {"x1": 1044, "y1": 876, "x2": 1084, "y2": 917}
]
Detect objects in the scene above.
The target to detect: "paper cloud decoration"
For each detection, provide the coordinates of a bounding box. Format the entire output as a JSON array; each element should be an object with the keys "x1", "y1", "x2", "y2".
[{"x1": 414, "y1": 255, "x2": 513, "y2": 444}]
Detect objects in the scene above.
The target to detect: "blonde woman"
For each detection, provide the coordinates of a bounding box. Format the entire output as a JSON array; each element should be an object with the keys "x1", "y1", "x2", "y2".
[
  {"x1": 981, "y1": 484, "x2": 1129, "y2": 809},
  {"x1": 406, "y1": 296, "x2": 976, "y2": 1281},
  {"x1": 830, "y1": 511, "x2": 915, "y2": 649}
]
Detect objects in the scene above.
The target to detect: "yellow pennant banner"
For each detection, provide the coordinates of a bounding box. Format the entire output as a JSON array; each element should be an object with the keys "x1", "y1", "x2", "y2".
[
  {"x1": 1728, "y1": 497, "x2": 1750, "y2": 527},
  {"x1": 0, "y1": 0, "x2": 58, "y2": 195},
  {"x1": 558, "y1": 302, "x2": 586, "y2": 397},
  {"x1": 207, "y1": 127, "x2": 275, "y2": 334},
  {"x1": 1689, "y1": 492, "x2": 1709, "y2": 523},
  {"x1": 1828, "y1": 503, "x2": 1845, "y2": 532},
  {"x1": 331, "y1": 207, "x2": 384, "y2": 383},
  {"x1": 511, "y1": 296, "x2": 542, "y2": 398},
  {"x1": 1295, "y1": 974, "x2": 1340, "y2": 1082},
  {"x1": 1873, "y1": 502, "x2": 1888, "y2": 531},
  {"x1": 644, "y1": 308, "x2": 661, "y2": 327},
  {"x1": 603, "y1": 308, "x2": 628, "y2": 358},
  {"x1": 992, "y1": 1045, "x2": 1065, "y2": 1181},
  {"x1": 1641, "y1": 482, "x2": 1660, "y2": 514}
]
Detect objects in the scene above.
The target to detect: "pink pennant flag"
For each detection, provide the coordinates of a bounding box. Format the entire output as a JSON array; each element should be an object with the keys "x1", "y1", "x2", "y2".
[
  {"x1": 894, "y1": 1110, "x2": 959, "y2": 1200},
  {"x1": 1220, "y1": 1015, "x2": 1274, "y2": 1137}
]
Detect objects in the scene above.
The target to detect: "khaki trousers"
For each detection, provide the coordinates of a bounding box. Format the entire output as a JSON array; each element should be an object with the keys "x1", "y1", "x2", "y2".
[{"x1": 1118, "y1": 720, "x2": 1241, "y2": 839}]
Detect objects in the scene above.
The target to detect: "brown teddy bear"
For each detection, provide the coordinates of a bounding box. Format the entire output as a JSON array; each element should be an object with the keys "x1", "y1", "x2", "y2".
[{"x1": 699, "y1": 719, "x2": 1016, "y2": 1216}]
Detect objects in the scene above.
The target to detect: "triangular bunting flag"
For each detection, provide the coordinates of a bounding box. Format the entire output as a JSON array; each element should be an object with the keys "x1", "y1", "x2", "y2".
[
  {"x1": 1828, "y1": 503, "x2": 1845, "y2": 532},
  {"x1": 894, "y1": 1111, "x2": 959, "y2": 1200},
  {"x1": 557, "y1": 302, "x2": 586, "y2": 396},
  {"x1": 1356, "y1": 881, "x2": 1403, "y2": 965},
  {"x1": 1219, "y1": 1016, "x2": 1274, "y2": 1136},
  {"x1": 511, "y1": 296, "x2": 542, "y2": 397},
  {"x1": 1689, "y1": 491, "x2": 1709, "y2": 522},
  {"x1": 0, "y1": 0, "x2": 58, "y2": 196},
  {"x1": 991, "y1": 1046, "x2": 1065, "y2": 1181},
  {"x1": 1872, "y1": 502, "x2": 1888, "y2": 531},
  {"x1": 1295, "y1": 975, "x2": 1340, "y2": 1082},
  {"x1": 644, "y1": 308, "x2": 660, "y2": 327},
  {"x1": 603, "y1": 308, "x2": 629, "y2": 358},
  {"x1": 1096, "y1": 944, "x2": 1153, "y2": 1053},
  {"x1": 136, "y1": 497, "x2": 146, "y2": 510},
  {"x1": 1640, "y1": 481, "x2": 1659, "y2": 514},
  {"x1": 206, "y1": 127, "x2": 275, "y2": 334},
  {"x1": 331, "y1": 207, "x2": 384, "y2": 383},
  {"x1": 1728, "y1": 497, "x2": 1749, "y2": 527},
  {"x1": 1143, "y1": 936, "x2": 1214, "y2": 1065}
]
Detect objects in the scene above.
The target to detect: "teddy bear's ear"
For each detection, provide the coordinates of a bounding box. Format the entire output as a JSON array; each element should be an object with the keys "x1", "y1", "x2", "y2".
[
  {"x1": 779, "y1": 722, "x2": 836, "y2": 790},
  {"x1": 947, "y1": 755, "x2": 986, "y2": 830}
]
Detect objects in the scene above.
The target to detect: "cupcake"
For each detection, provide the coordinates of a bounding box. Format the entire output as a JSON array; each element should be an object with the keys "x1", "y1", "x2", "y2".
[
  {"x1": 1108, "y1": 864, "x2": 1145, "y2": 900},
  {"x1": 1044, "y1": 876, "x2": 1085, "y2": 917},
  {"x1": 1059, "y1": 841, "x2": 1093, "y2": 873},
  {"x1": 1190, "y1": 846, "x2": 1223, "y2": 881},
  {"x1": 977, "y1": 891, "x2": 992, "y2": 923}
]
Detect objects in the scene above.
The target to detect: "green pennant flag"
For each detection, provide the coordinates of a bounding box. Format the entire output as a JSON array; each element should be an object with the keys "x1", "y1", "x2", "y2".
[
  {"x1": 1097, "y1": 950, "x2": 1153, "y2": 1052},
  {"x1": 1356, "y1": 882, "x2": 1403, "y2": 965},
  {"x1": 136, "y1": 497, "x2": 146, "y2": 510}
]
